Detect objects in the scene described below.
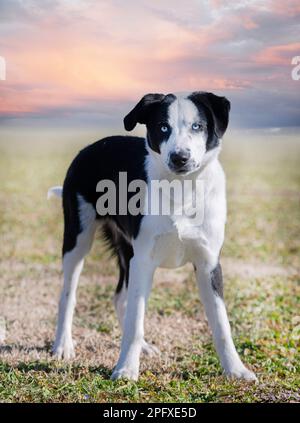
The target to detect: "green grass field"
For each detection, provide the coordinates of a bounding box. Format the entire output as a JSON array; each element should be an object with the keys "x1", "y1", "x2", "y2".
[{"x1": 0, "y1": 128, "x2": 299, "y2": 402}]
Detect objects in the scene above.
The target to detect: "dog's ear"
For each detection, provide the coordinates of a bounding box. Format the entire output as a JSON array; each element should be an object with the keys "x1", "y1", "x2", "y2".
[
  {"x1": 189, "y1": 92, "x2": 231, "y2": 138},
  {"x1": 124, "y1": 93, "x2": 165, "y2": 131}
]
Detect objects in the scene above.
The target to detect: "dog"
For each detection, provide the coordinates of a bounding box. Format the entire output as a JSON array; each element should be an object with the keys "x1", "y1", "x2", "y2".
[{"x1": 48, "y1": 91, "x2": 257, "y2": 382}]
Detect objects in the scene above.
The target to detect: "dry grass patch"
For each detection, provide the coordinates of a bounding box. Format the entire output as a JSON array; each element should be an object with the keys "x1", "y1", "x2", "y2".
[{"x1": 0, "y1": 132, "x2": 299, "y2": 402}]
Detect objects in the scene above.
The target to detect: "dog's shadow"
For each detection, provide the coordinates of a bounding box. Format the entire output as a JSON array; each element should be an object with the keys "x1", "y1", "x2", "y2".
[
  {"x1": 0, "y1": 343, "x2": 50, "y2": 354},
  {"x1": 0, "y1": 343, "x2": 111, "y2": 378}
]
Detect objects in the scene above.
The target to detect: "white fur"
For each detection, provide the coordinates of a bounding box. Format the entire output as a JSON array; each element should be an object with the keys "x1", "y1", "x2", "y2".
[
  {"x1": 113, "y1": 274, "x2": 160, "y2": 361},
  {"x1": 163, "y1": 97, "x2": 207, "y2": 171},
  {"x1": 195, "y1": 263, "x2": 256, "y2": 381},
  {"x1": 111, "y1": 253, "x2": 156, "y2": 380}
]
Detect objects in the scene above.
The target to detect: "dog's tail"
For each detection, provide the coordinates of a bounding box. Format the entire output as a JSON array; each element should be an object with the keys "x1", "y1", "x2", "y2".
[{"x1": 47, "y1": 186, "x2": 63, "y2": 200}]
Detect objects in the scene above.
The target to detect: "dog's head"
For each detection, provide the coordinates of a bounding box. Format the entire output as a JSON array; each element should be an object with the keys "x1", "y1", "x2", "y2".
[{"x1": 124, "y1": 92, "x2": 230, "y2": 175}]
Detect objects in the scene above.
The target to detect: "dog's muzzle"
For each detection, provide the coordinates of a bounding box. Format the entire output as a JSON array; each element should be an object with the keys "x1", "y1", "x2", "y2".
[{"x1": 168, "y1": 149, "x2": 192, "y2": 173}]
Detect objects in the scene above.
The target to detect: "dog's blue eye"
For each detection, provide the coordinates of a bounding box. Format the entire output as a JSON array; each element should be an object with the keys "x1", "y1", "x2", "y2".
[
  {"x1": 160, "y1": 125, "x2": 169, "y2": 133},
  {"x1": 192, "y1": 123, "x2": 202, "y2": 131}
]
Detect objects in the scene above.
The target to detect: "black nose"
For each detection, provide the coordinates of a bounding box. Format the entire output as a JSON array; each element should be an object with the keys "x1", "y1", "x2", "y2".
[{"x1": 169, "y1": 150, "x2": 191, "y2": 168}]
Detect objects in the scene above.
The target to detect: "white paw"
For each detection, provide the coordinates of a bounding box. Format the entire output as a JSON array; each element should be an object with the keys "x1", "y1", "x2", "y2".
[
  {"x1": 111, "y1": 367, "x2": 139, "y2": 381},
  {"x1": 141, "y1": 340, "x2": 161, "y2": 356},
  {"x1": 225, "y1": 366, "x2": 258, "y2": 382},
  {"x1": 52, "y1": 338, "x2": 75, "y2": 360}
]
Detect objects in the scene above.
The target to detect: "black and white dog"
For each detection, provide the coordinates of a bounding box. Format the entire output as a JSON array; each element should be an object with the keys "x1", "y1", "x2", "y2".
[{"x1": 48, "y1": 91, "x2": 257, "y2": 382}]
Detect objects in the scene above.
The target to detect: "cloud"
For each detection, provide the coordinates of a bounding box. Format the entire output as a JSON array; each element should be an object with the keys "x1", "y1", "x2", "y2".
[
  {"x1": 0, "y1": 0, "x2": 299, "y2": 128},
  {"x1": 255, "y1": 42, "x2": 300, "y2": 66}
]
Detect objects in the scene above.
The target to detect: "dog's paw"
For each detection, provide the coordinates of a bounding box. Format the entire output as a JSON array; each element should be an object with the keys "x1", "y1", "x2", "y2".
[
  {"x1": 52, "y1": 340, "x2": 75, "y2": 360},
  {"x1": 141, "y1": 340, "x2": 161, "y2": 356},
  {"x1": 111, "y1": 367, "x2": 139, "y2": 381},
  {"x1": 225, "y1": 366, "x2": 258, "y2": 382}
]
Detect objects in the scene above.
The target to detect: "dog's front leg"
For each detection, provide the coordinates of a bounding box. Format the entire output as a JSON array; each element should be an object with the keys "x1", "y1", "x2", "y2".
[
  {"x1": 111, "y1": 256, "x2": 155, "y2": 381},
  {"x1": 195, "y1": 261, "x2": 257, "y2": 381}
]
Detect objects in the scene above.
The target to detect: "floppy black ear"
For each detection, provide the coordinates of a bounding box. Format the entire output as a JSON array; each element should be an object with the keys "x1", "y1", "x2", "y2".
[
  {"x1": 124, "y1": 93, "x2": 165, "y2": 131},
  {"x1": 189, "y1": 92, "x2": 231, "y2": 138}
]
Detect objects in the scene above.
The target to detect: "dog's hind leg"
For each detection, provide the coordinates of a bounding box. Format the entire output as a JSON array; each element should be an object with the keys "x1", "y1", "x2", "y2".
[{"x1": 53, "y1": 194, "x2": 97, "y2": 359}]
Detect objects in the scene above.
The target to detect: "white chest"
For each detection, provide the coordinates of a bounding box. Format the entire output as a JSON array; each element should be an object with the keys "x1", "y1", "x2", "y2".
[
  {"x1": 138, "y1": 157, "x2": 227, "y2": 269},
  {"x1": 150, "y1": 230, "x2": 188, "y2": 268},
  {"x1": 147, "y1": 214, "x2": 204, "y2": 268}
]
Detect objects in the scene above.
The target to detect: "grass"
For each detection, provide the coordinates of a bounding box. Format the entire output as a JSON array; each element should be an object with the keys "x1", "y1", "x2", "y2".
[{"x1": 0, "y1": 129, "x2": 299, "y2": 402}]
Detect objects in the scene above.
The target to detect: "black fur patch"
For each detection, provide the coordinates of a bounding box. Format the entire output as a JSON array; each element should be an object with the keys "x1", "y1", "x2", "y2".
[
  {"x1": 145, "y1": 94, "x2": 176, "y2": 153},
  {"x1": 102, "y1": 220, "x2": 133, "y2": 294},
  {"x1": 62, "y1": 191, "x2": 81, "y2": 256},
  {"x1": 211, "y1": 263, "x2": 224, "y2": 298},
  {"x1": 188, "y1": 92, "x2": 230, "y2": 151},
  {"x1": 62, "y1": 136, "x2": 148, "y2": 257},
  {"x1": 124, "y1": 93, "x2": 176, "y2": 153}
]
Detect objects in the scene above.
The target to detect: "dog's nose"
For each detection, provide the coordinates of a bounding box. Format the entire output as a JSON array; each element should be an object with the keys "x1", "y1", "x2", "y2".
[{"x1": 169, "y1": 150, "x2": 191, "y2": 168}]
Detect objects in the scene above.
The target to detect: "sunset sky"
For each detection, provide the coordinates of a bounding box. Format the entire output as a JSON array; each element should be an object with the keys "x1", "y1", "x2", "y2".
[{"x1": 0, "y1": 0, "x2": 299, "y2": 130}]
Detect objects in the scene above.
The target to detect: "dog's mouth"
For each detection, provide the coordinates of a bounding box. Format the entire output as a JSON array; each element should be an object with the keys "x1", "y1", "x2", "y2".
[{"x1": 168, "y1": 161, "x2": 200, "y2": 176}]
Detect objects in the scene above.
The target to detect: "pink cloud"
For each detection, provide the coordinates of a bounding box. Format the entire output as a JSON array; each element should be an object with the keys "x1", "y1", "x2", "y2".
[
  {"x1": 0, "y1": 0, "x2": 299, "y2": 120},
  {"x1": 255, "y1": 43, "x2": 300, "y2": 66},
  {"x1": 0, "y1": 2, "x2": 236, "y2": 116},
  {"x1": 269, "y1": 0, "x2": 300, "y2": 16}
]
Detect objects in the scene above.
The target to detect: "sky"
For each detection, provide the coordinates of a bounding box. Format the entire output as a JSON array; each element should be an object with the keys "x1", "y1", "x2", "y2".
[{"x1": 0, "y1": 0, "x2": 299, "y2": 130}]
